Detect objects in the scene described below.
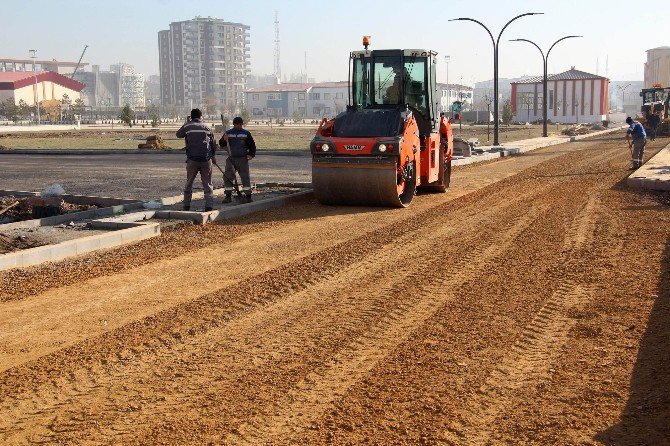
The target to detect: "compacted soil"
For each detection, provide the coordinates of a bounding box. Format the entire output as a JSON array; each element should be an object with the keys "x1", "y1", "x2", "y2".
[{"x1": 1, "y1": 134, "x2": 668, "y2": 445}]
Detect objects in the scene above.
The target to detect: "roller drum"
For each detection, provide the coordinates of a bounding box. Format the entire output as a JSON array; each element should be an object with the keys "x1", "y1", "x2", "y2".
[{"x1": 312, "y1": 157, "x2": 412, "y2": 207}]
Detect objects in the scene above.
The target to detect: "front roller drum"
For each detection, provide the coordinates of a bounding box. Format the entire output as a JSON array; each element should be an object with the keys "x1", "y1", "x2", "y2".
[{"x1": 312, "y1": 157, "x2": 415, "y2": 207}]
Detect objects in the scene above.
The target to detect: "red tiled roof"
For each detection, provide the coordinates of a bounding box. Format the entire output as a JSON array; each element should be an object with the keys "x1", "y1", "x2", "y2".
[
  {"x1": 512, "y1": 69, "x2": 608, "y2": 85},
  {"x1": 0, "y1": 71, "x2": 85, "y2": 92}
]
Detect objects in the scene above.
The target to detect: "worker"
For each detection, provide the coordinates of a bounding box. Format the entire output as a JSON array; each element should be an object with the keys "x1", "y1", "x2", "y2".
[
  {"x1": 648, "y1": 112, "x2": 661, "y2": 141},
  {"x1": 626, "y1": 116, "x2": 647, "y2": 170},
  {"x1": 384, "y1": 65, "x2": 402, "y2": 104},
  {"x1": 220, "y1": 116, "x2": 256, "y2": 203},
  {"x1": 176, "y1": 109, "x2": 217, "y2": 211}
]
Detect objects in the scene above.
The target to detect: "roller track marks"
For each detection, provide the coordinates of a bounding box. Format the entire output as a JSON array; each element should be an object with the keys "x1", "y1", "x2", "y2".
[
  {"x1": 441, "y1": 187, "x2": 625, "y2": 445},
  {"x1": 225, "y1": 200, "x2": 554, "y2": 445},
  {"x1": 0, "y1": 182, "x2": 554, "y2": 444}
]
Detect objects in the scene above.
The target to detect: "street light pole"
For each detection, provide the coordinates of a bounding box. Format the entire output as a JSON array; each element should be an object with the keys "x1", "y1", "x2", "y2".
[
  {"x1": 450, "y1": 13, "x2": 542, "y2": 146},
  {"x1": 444, "y1": 55, "x2": 450, "y2": 117},
  {"x1": 29, "y1": 49, "x2": 40, "y2": 126},
  {"x1": 510, "y1": 35, "x2": 582, "y2": 137},
  {"x1": 617, "y1": 83, "x2": 631, "y2": 113}
]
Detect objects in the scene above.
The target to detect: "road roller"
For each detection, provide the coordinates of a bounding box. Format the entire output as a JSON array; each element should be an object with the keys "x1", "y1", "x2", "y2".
[{"x1": 310, "y1": 38, "x2": 453, "y2": 207}]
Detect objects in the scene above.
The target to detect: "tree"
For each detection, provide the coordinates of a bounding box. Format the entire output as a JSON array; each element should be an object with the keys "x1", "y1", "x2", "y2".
[
  {"x1": 204, "y1": 96, "x2": 217, "y2": 117},
  {"x1": 72, "y1": 98, "x2": 85, "y2": 119},
  {"x1": 120, "y1": 104, "x2": 134, "y2": 127},
  {"x1": 292, "y1": 108, "x2": 304, "y2": 122},
  {"x1": 148, "y1": 104, "x2": 160, "y2": 127},
  {"x1": 502, "y1": 99, "x2": 514, "y2": 125},
  {"x1": 61, "y1": 94, "x2": 72, "y2": 121},
  {"x1": 1, "y1": 98, "x2": 19, "y2": 122},
  {"x1": 17, "y1": 100, "x2": 31, "y2": 120},
  {"x1": 240, "y1": 107, "x2": 249, "y2": 124},
  {"x1": 520, "y1": 95, "x2": 533, "y2": 124}
]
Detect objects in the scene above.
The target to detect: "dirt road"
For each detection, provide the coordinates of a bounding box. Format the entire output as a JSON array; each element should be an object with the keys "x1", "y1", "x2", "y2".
[{"x1": 1, "y1": 134, "x2": 669, "y2": 445}]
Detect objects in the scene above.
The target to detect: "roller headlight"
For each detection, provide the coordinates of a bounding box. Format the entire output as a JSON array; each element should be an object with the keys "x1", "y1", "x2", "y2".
[
  {"x1": 321, "y1": 143, "x2": 331, "y2": 152},
  {"x1": 378, "y1": 144, "x2": 387, "y2": 152}
]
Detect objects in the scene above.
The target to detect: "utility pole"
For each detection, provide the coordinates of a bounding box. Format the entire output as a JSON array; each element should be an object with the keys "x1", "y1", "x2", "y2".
[
  {"x1": 444, "y1": 55, "x2": 450, "y2": 117},
  {"x1": 617, "y1": 83, "x2": 631, "y2": 113},
  {"x1": 29, "y1": 49, "x2": 40, "y2": 125},
  {"x1": 484, "y1": 93, "x2": 493, "y2": 141},
  {"x1": 274, "y1": 11, "x2": 281, "y2": 84}
]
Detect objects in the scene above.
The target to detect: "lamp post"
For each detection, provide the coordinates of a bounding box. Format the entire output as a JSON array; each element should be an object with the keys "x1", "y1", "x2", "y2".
[
  {"x1": 510, "y1": 35, "x2": 582, "y2": 137},
  {"x1": 444, "y1": 55, "x2": 450, "y2": 116},
  {"x1": 450, "y1": 13, "x2": 542, "y2": 146},
  {"x1": 617, "y1": 83, "x2": 631, "y2": 113},
  {"x1": 29, "y1": 49, "x2": 40, "y2": 126}
]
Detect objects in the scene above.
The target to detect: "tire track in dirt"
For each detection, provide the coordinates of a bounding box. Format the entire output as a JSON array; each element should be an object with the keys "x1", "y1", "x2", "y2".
[
  {"x1": 0, "y1": 136, "x2": 635, "y2": 444},
  {"x1": 225, "y1": 201, "x2": 551, "y2": 445},
  {"x1": 0, "y1": 181, "x2": 557, "y2": 443},
  {"x1": 440, "y1": 177, "x2": 626, "y2": 445}
]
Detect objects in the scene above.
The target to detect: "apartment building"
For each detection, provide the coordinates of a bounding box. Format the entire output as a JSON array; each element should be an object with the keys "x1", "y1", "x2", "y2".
[{"x1": 159, "y1": 16, "x2": 250, "y2": 109}]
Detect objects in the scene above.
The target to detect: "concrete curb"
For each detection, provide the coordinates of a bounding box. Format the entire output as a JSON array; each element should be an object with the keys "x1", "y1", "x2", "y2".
[
  {"x1": 626, "y1": 142, "x2": 670, "y2": 191},
  {"x1": 154, "y1": 190, "x2": 314, "y2": 225},
  {"x1": 0, "y1": 190, "x2": 143, "y2": 230},
  {"x1": 0, "y1": 223, "x2": 161, "y2": 272},
  {"x1": 452, "y1": 151, "x2": 503, "y2": 167}
]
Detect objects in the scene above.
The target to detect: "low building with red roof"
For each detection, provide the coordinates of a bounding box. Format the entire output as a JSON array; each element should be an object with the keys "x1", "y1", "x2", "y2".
[
  {"x1": 0, "y1": 71, "x2": 85, "y2": 107},
  {"x1": 511, "y1": 67, "x2": 610, "y2": 124}
]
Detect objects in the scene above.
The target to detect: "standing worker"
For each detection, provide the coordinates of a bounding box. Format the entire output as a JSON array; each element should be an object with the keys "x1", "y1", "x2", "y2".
[
  {"x1": 626, "y1": 116, "x2": 647, "y2": 170},
  {"x1": 648, "y1": 112, "x2": 660, "y2": 141},
  {"x1": 176, "y1": 108, "x2": 217, "y2": 211},
  {"x1": 220, "y1": 116, "x2": 256, "y2": 203}
]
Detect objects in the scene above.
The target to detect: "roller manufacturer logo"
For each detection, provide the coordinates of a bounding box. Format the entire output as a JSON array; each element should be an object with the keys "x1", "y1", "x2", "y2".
[{"x1": 344, "y1": 145, "x2": 365, "y2": 151}]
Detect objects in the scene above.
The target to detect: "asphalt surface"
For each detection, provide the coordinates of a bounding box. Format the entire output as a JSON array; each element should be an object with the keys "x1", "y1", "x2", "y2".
[{"x1": 0, "y1": 151, "x2": 311, "y2": 200}]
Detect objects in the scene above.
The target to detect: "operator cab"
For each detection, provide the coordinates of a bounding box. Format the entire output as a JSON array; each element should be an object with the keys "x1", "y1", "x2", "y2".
[{"x1": 348, "y1": 48, "x2": 440, "y2": 137}]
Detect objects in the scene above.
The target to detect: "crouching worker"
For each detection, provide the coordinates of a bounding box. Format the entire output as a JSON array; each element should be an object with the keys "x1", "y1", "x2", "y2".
[
  {"x1": 220, "y1": 116, "x2": 256, "y2": 203},
  {"x1": 176, "y1": 108, "x2": 217, "y2": 211}
]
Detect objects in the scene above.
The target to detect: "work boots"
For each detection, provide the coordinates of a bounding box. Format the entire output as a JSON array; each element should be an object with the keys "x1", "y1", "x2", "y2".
[
  {"x1": 244, "y1": 194, "x2": 253, "y2": 203},
  {"x1": 222, "y1": 193, "x2": 232, "y2": 204}
]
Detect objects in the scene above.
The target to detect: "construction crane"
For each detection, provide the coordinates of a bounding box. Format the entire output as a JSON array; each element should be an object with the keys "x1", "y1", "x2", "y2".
[
  {"x1": 310, "y1": 36, "x2": 453, "y2": 207},
  {"x1": 70, "y1": 45, "x2": 88, "y2": 79}
]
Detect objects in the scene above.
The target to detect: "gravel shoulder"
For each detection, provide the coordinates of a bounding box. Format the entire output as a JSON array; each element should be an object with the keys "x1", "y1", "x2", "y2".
[{"x1": 0, "y1": 134, "x2": 668, "y2": 445}]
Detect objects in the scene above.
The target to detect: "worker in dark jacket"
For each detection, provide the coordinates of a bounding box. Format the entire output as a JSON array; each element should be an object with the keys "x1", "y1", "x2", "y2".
[
  {"x1": 219, "y1": 116, "x2": 256, "y2": 203},
  {"x1": 176, "y1": 108, "x2": 217, "y2": 211},
  {"x1": 648, "y1": 112, "x2": 661, "y2": 141},
  {"x1": 626, "y1": 116, "x2": 647, "y2": 170}
]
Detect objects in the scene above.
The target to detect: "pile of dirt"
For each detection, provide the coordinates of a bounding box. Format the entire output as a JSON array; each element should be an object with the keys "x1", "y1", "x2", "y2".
[
  {"x1": 0, "y1": 232, "x2": 45, "y2": 254},
  {"x1": 0, "y1": 196, "x2": 97, "y2": 223},
  {"x1": 561, "y1": 124, "x2": 592, "y2": 136},
  {"x1": 138, "y1": 135, "x2": 171, "y2": 149}
]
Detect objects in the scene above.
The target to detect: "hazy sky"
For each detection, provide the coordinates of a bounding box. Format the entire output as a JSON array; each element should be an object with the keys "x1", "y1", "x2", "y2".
[{"x1": 3, "y1": 0, "x2": 665, "y2": 84}]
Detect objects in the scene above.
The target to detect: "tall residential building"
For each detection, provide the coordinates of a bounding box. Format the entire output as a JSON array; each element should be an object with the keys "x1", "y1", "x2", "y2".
[
  {"x1": 158, "y1": 16, "x2": 250, "y2": 109},
  {"x1": 644, "y1": 47, "x2": 670, "y2": 88},
  {"x1": 111, "y1": 63, "x2": 145, "y2": 109}
]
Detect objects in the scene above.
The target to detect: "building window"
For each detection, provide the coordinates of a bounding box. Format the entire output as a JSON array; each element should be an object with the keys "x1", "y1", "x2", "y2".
[
  {"x1": 309, "y1": 93, "x2": 320, "y2": 100},
  {"x1": 548, "y1": 90, "x2": 554, "y2": 109},
  {"x1": 313, "y1": 107, "x2": 321, "y2": 114},
  {"x1": 252, "y1": 94, "x2": 259, "y2": 101},
  {"x1": 335, "y1": 92, "x2": 344, "y2": 99},
  {"x1": 324, "y1": 93, "x2": 331, "y2": 100},
  {"x1": 267, "y1": 93, "x2": 281, "y2": 100},
  {"x1": 298, "y1": 92, "x2": 305, "y2": 100}
]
